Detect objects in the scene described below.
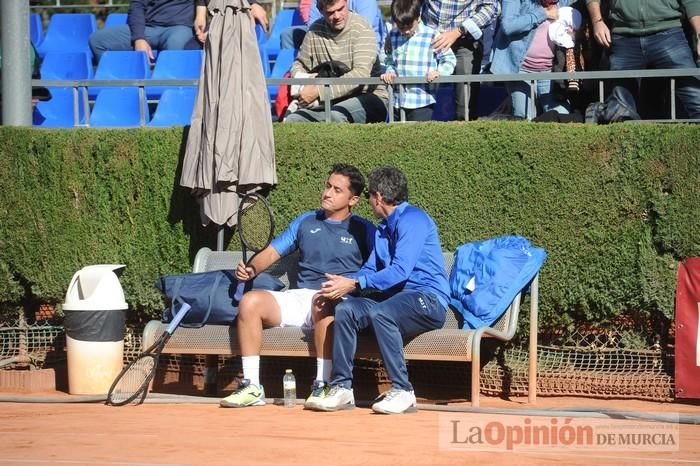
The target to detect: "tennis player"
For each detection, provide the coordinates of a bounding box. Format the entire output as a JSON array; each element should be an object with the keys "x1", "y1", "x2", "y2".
[{"x1": 220, "y1": 163, "x2": 375, "y2": 409}]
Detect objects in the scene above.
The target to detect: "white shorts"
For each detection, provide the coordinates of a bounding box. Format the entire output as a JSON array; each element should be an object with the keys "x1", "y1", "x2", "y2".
[{"x1": 267, "y1": 288, "x2": 318, "y2": 328}]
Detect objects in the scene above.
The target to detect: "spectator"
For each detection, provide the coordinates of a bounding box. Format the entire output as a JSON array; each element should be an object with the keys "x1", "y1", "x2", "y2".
[
  {"x1": 281, "y1": 0, "x2": 385, "y2": 53},
  {"x1": 310, "y1": 166, "x2": 451, "y2": 415},
  {"x1": 586, "y1": 0, "x2": 700, "y2": 119},
  {"x1": 89, "y1": 0, "x2": 269, "y2": 62},
  {"x1": 381, "y1": 0, "x2": 457, "y2": 121},
  {"x1": 422, "y1": 0, "x2": 500, "y2": 120},
  {"x1": 491, "y1": 0, "x2": 574, "y2": 120},
  {"x1": 219, "y1": 164, "x2": 375, "y2": 409},
  {"x1": 284, "y1": 0, "x2": 389, "y2": 123}
]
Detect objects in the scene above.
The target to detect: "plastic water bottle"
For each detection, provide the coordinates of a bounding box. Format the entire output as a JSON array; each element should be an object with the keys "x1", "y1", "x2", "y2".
[{"x1": 283, "y1": 369, "x2": 296, "y2": 408}]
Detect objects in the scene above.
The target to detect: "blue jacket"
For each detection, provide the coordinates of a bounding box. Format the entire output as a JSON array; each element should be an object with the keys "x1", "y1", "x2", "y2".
[
  {"x1": 490, "y1": 0, "x2": 571, "y2": 75},
  {"x1": 449, "y1": 235, "x2": 546, "y2": 329},
  {"x1": 355, "y1": 202, "x2": 451, "y2": 309},
  {"x1": 128, "y1": 0, "x2": 206, "y2": 42}
]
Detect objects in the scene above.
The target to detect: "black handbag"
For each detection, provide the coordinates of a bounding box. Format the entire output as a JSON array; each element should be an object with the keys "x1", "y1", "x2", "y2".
[{"x1": 156, "y1": 270, "x2": 284, "y2": 327}]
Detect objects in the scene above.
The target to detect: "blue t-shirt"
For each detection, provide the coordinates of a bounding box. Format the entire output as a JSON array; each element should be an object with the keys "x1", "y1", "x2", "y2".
[{"x1": 271, "y1": 210, "x2": 376, "y2": 289}]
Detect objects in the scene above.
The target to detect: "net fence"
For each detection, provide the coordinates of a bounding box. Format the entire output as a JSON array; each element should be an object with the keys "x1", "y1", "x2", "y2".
[{"x1": 0, "y1": 317, "x2": 674, "y2": 401}]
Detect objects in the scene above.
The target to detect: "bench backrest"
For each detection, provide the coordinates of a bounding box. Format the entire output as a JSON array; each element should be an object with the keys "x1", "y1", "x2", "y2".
[{"x1": 192, "y1": 247, "x2": 521, "y2": 334}]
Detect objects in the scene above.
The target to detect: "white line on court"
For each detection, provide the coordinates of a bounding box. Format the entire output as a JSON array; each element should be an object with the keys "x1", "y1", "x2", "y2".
[
  {"x1": 0, "y1": 459, "x2": 186, "y2": 466},
  {"x1": 532, "y1": 452, "x2": 700, "y2": 464}
]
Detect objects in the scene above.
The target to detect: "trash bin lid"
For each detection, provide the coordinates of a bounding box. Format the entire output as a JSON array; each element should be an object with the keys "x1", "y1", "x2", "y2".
[{"x1": 63, "y1": 264, "x2": 128, "y2": 311}]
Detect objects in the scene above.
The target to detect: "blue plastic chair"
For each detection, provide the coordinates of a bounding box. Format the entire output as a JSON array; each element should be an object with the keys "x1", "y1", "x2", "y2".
[
  {"x1": 35, "y1": 13, "x2": 96, "y2": 59},
  {"x1": 146, "y1": 50, "x2": 202, "y2": 99},
  {"x1": 148, "y1": 88, "x2": 197, "y2": 126},
  {"x1": 30, "y1": 13, "x2": 44, "y2": 49},
  {"x1": 33, "y1": 88, "x2": 87, "y2": 128},
  {"x1": 89, "y1": 51, "x2": 151, "y2": 98},
  {"x1": 40, "y1": 51, "x2": 94, "y2": 80},
  {"x1": 264, "y1": 9, "x2": 304, "y2": 61},
  {"x1": 268, "y1": 48, "x2": 297, "y2": 101},
  {"x1": 478, "y1": 83, "x2": 508, "y2": 117},
  {"x1": 104, "y1": 13, "x2": 128, "y2": 28},
  {"x1": 259, "y1": 46, "x2": 271, "y2": 78},
  {"x1": 432, "y1": 84, "x2": 456, "y2": 121},
  {"x1": 90, "y1": 88, "x2": 150, "y2": 127},
  {"x1": 255, "y1": 23, "x2": 267, "y2": 47}
]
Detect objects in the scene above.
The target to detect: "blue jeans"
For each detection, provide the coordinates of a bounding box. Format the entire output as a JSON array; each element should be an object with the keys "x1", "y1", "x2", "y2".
[
  {"x1": 280, "y1": 25, "x2": 308, "y2": 50},
  {"x1": 331, "y1": 290, "x2": 446, "y2": 391},
  {"x1": 609, "y1": 27, "x2": 700, "y2": 119},
  {"x1": 507, "y1": 70, "x2": 570, "y2": 120},
  {"x1": 89, "y1": 24, "x2": 200, "y2": 62},
  {"x1": 284, "y1": 93, "x2": 388, "y2": 123}
]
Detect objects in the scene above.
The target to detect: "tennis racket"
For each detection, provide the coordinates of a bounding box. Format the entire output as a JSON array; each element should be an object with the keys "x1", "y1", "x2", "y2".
[
  {"x1": 106, "y1": 302, "x2": 191, "y2": 406},
  {"x1": 233, "y1": 193, "x2": 275, "y2": 302}
]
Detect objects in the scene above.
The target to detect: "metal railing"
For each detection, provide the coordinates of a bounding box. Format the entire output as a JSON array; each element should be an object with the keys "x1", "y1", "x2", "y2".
[{"x1": 31, "y1": 68, "x2": 700, "y2": 127}]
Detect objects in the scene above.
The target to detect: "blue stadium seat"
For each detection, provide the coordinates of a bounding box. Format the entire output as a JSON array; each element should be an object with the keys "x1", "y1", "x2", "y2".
[
  {"x1": 35, "y1": 13, "x2": 97, "y2": 59},
  {"x1": 30, "y1": 13, "x2": 44, "y2": 48},
  {"x1": 104, "y1": 13, "x2": 128, "y2": 28},
  {"x1": 90, "y1": 88, "x2": 150, "y2": 127},
  {"x1": 33, "y1": 88, "x2": 88, "y2": 128},
  {"x1": 89, "y1": 51, "x2": 151, "y2": 98},
  {"x1": 255, "y1": 23, "x2": 267, "y2": 47},
  {"x1": 478, "y1": 83, "x2": 508, "y2": 117},
  {"x1": 40, "y1": 51, "x2": 94, "y2": 80},
  {"x1": 268, "y1": 48, "x2": 297, "y2": 101},
  {"x1": 264, "y1": 9, "x2": 304, "y2": 61},
  {"x1": 432, "y1": 84, "x2": 456, "y2": 121},
  {"x1": 146, "y1": 50, "x2": 202, "y2": 99},
  {"x1": 148, "y1": 88, "x2": 197, "y2": 126},
  {"x1": 259, "y1": 46, "x2": 271, "y2": 78}
]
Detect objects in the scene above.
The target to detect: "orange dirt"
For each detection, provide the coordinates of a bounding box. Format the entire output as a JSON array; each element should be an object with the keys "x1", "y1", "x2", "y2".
[{"x1": 1, "y1": 392, "x2": 699, "y2": 465}]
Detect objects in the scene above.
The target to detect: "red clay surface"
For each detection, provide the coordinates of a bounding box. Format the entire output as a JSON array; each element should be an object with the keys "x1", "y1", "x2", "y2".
[{"x1": 1, "y1": 393, "x2": 699, "y2": 465}]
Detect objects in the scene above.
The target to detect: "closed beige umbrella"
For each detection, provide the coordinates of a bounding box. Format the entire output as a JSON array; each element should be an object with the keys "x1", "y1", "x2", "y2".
[{"x1": 181, "y1": 0, "x2": 277, "y2": 227}]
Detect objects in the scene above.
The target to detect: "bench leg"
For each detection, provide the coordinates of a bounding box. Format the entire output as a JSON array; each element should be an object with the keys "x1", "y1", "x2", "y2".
[
  {"x1": 471, "y1": 347, "x2": 480, "y2": 408},
  {"x1": 204, "y1": 355, "x2": 219, "y2": 396},
  {"x1": 528, "y1": 275, "x2": 539, "y2": 405}
]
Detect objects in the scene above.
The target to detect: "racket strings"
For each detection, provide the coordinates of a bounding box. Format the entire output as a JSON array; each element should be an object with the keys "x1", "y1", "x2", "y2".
[
  {"x1": 238, "y1": 199, "x2": 273, "y2": 251},
  {"x1": 109, "y1": 356, "x2": 156, "y2": 405}
]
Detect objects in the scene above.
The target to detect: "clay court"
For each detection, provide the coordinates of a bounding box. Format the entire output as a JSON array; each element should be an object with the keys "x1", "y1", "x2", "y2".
[{"x1": 2, "y1": 393, "x2": 699, "y2": 466}]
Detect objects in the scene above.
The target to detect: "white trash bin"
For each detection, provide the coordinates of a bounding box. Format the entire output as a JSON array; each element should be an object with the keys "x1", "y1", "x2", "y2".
[{"x1": 63, "y1": 264, "x2": 128, "y2": 395}]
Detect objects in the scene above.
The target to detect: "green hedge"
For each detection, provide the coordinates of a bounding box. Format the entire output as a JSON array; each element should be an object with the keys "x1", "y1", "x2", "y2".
[{"x1": 1, "y1": 123, "x2": 698, "y2": 330}]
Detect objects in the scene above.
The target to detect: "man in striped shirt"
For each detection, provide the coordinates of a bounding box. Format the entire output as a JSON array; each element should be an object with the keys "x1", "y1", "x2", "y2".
[
  {"x1": 381, "y1": 0, "x2": 457, "y2": 121},
  {"x1": 285, "y1": 0, "x2": 389, "y2": 123},
  {"x1": 422, "y1": 0, "x2": 500, "y2": 120}
]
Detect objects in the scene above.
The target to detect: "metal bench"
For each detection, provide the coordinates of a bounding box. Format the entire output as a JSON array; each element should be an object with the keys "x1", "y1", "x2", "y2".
[{"x1": 143, "y1": 247, "x2": 539, "y2": 407}]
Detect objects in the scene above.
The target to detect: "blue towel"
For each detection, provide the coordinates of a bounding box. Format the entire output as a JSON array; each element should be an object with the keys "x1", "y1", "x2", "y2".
[{"x1": 449, "y1": 235, "x2": 547, "y2": 329}]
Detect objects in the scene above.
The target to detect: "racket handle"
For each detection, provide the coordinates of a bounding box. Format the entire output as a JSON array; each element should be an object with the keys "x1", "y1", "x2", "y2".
[
  {"x1": 166, "y1": 303, "x2": 191, "y2": 334},
  {"x1": 233, "y1": 281, "x2": 246, "y2": 302}
]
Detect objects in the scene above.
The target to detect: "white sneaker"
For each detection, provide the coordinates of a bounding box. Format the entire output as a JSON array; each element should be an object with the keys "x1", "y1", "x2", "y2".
[
  {"x1": 310, "y1": 385, "x2": 355, "y2": 411},
  {"x1": 371, "y1": 388, "x2": 417, "y2": 414}
]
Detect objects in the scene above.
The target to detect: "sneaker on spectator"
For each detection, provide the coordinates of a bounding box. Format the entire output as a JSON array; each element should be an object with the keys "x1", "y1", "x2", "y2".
[
  {"x1": 371, "y1": 388, "x2": 417, "y2": 414},
  {"x1": 220, "y1": 379, "x2": 266, "y2": 408},
  {"x1": 304, "y1": 380, "x2": 331, "y2": 410},
  {"x1": 309, "y1": 385, "x2": 354, "y2": 411}
]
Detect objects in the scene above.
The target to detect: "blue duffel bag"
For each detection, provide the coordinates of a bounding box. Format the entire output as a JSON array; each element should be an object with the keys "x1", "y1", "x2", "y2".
[{"x1": 156, "y1": 270, "x2": 284, "y2": 327}]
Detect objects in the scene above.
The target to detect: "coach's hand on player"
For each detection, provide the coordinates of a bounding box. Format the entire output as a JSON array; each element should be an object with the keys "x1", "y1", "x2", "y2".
[
  {"x1": 236, "y1": 260, "x2": 256, "y2": 281},
  {"x1": 320, "y1": 274, "x2": 357, "y2": 300}
]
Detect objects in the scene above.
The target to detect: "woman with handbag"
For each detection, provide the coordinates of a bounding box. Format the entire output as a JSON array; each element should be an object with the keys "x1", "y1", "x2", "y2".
[{"x1": 491, "y1": 0, "x2": 574, "y2": 120}]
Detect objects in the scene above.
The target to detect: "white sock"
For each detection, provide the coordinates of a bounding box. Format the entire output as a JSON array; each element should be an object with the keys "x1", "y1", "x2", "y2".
[
  {"x1": 316, "y1": 358, "x2": 332, "y2": 383},
  {"x1": 242, "y1": 355, "x2": 260, "y2": 387}
]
